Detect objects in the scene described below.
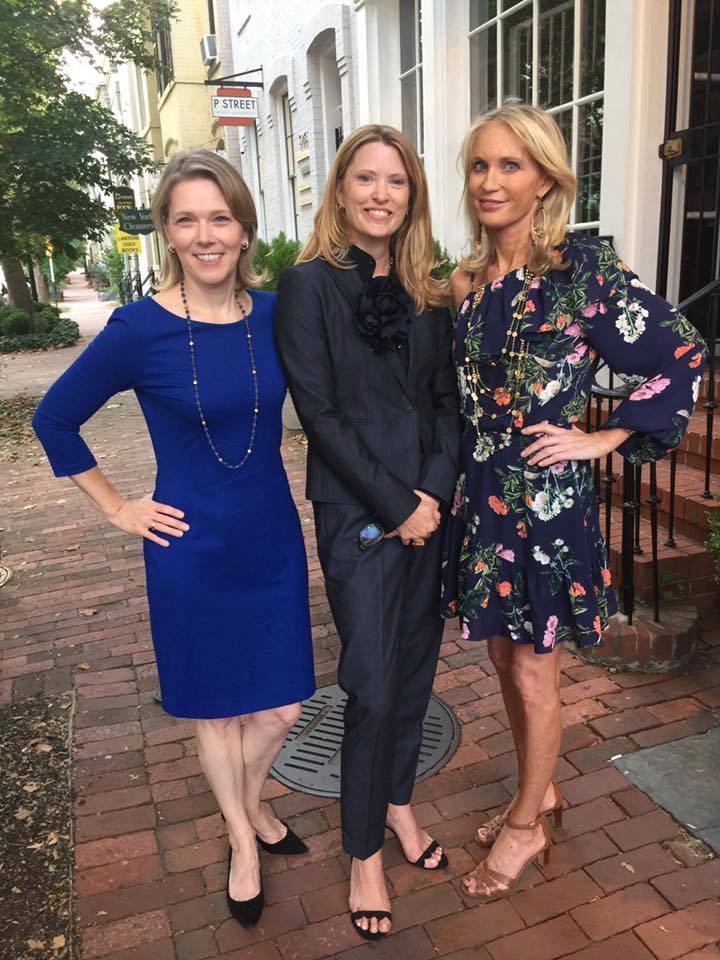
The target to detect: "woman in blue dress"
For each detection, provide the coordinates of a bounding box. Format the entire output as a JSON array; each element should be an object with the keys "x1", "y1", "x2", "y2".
[
  {"x1": 33, "y1": 150, "x2": 315, "y2": 929},
  {"x1": 442, "y1": 105, "x2": 706, "y2": 901}
]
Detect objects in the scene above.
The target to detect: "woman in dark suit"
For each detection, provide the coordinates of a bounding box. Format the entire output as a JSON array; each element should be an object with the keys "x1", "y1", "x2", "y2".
[{"x1": 275, "y1": 124, "x2": 460, "y2": 941}]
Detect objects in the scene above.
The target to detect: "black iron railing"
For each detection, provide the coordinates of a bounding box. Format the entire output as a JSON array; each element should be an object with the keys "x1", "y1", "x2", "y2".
[
  {"x1": 118, "y1": 270, "x2": 156, "y2": 305},
  {"x1": 589, "y1": 280, "x2": 718, "y2": 624}
]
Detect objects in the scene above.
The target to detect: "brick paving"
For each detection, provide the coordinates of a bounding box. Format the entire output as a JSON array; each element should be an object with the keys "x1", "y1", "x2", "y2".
[{"x1": 1, "y1": 281, "x2": 720, "y2": 959}]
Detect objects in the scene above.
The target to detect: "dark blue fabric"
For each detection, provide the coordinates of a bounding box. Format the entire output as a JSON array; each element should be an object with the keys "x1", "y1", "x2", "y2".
[
  {"x1": 441, "y1": 236, "x2": 706, "y2": 653},
  {"x1": 33, "y1": 292, "x2": 316, "y2": 718}
]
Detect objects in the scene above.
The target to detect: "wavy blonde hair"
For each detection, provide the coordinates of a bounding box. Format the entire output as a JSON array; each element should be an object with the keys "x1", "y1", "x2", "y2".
[
  {"x1": 151, "y1": 149, "x2": 264, "y2": 291},
  {"x1": 459, "y1": 104, "x2": 576, "y2": 279},
  {"x1": 297, "y1": 124, "x2": 446, "y2": 311}
]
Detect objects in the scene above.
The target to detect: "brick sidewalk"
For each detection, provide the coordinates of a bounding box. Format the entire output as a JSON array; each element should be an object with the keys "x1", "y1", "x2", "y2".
[{"x1": 2, "y1": 346, "x2": 720, "y2": 958}]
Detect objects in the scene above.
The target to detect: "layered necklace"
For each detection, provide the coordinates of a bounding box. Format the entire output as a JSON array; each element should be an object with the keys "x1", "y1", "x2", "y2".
[
  {"x1": 463, "y1": 267, "x2": 535, "y2": 433},
  {"x1": 180, "y1": 280, "x2": 259, "y2": 469}
]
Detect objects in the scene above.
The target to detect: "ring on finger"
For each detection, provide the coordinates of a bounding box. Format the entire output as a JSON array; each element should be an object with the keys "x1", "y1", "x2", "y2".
[
  {"x1": 411, "y1": 537, "x2": 425, "y2": 548},
  {"x1": 148, "y1": 522, "x2": 156, "y2": 532}
]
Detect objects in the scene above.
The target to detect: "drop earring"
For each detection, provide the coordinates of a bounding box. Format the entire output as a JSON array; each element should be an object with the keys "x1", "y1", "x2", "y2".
[{"x1": 531, "y1": 195, "x2": 546, "y2": 247}]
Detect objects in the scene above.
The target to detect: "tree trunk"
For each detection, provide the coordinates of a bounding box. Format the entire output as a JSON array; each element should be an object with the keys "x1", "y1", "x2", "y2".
[
  {"x1": 0, "y1": 257, "x2": 34, "y2": 314},
  {"x1": 33, "y1": 263, "x2": 50, "y2": 302}
]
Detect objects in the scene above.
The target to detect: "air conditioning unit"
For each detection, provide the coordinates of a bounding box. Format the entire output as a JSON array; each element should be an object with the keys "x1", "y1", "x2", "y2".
[{"x1": 200, "y1": 34, "x2": 217, "y2": 66}]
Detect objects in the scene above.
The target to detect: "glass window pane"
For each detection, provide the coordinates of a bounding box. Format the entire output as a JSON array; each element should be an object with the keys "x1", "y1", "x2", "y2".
[
  {"x1": 401, "y1": 72, "x2": 418, "y2": 150},
  {"x1": 538, "y1": 0, "x2": 574, "y2": 107},
  {"x1": 503, "y1": 3, "x2": 533, "y2": 103},
  {"x1": 552, "y1": 107, "x2": 573, "y2": 156},
  {"x1": 470, "y1": 24, "x2": 498, "y2": 116},
  {"x1": 577, "y1": 100, "x2": 604, "y2": 222},
  {"x1": 470, "y1": 0, "x2": 497, "y2": 29},
  {"x1": 580, "y1": 0, "x2": 606, "y2": 97},
  {"x1": 400, "y1": 0, "x2": 417, "y2": 73}
]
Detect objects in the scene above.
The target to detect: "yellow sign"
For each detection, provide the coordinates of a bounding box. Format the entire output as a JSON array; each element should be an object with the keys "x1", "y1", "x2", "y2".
[
  {"x1": 115, "y1": 224, "x2": 142, "y2": 255},
  {"x1": 46, "y1": 242, "x2": 54, "y2": 257}
]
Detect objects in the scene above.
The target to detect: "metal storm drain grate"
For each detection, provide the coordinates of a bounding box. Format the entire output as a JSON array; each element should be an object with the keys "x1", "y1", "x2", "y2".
[{"x1": 270, "y1": 684, "x2": 461, "y2": 798}]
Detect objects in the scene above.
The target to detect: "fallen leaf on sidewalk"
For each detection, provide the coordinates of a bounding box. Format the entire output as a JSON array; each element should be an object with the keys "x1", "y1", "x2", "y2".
[{"x1": 79, "y1": 609, "x2": 97, "y2": 617}]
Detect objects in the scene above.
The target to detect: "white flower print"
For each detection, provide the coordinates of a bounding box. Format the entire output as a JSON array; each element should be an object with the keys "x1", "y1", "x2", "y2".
[
  {"x1": 532, "y1": 545, "x2": 551, "y2": 565},
  {"x1": 692, "y1": 376, "x2": 701, "y2": 404},
  {"x1": 615, "y1": 298, "x2": 648, "y2": 343},
  {"x1": 537, "y1": 380, "x2": 562, "y2": 405}
]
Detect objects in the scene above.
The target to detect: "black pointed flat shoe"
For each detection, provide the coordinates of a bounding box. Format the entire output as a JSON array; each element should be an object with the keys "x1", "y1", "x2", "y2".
[
  {"x1": 256, "y1": 821, "x2": 308, "y2": 856},
  {"x1": 350, "y1": 909, "x2": 392, "y2": 942},
  {"x1": 226, "y1": 849, "x2": 264, "y2": 929},
  {"x1": 385, "y1": 826, "x2": 449, "y2": 870}
]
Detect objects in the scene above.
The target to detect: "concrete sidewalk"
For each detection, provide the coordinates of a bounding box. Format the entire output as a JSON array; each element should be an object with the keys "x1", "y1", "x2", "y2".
[
  {"x1": 0, "y1": 271, "x2": 116, "y2": 399},
  {"x1": 1, "y1": 283, "x2": 720, "y2": 960}
]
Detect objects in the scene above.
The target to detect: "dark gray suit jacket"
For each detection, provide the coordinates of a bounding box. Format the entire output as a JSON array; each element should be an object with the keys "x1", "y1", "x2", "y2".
[{"x1": 275, "y1": 248, "x2": 461, "y2": 530}]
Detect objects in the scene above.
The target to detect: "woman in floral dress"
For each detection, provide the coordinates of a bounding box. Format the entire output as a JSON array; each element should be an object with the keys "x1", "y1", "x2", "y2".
[{"x1": 442, "y1": 104, "x2": 706, "y2": 901}]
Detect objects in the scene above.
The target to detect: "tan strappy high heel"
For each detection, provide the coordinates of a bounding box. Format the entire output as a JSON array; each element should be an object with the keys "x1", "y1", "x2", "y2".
[
  {"x1": 464, "y1": 815, "x2": 552, "y2": 901},
  {"x1": 475, "y1": 779, "x2": 564, "y2": 847}
]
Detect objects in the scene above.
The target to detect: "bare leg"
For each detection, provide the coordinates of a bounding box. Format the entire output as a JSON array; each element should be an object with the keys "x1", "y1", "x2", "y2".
[
  {"x1": 482, "y1": 637, "x2": 558, "y2": 827},
  {"x1": 195, "y1": 717, "x2": 259, "y2": 902},
  {"x1": 386, "y1": 803, "x2": 443, "y2": 867},
  {"x1": 349, "y1": 852, "x2": 392, "y2": 936},
  {"x1": 465, "y1": 643, "x2": 562, "y2": 895},
  {"x1": 242, "y1": 702, "x2": 302, "y2": 842}
]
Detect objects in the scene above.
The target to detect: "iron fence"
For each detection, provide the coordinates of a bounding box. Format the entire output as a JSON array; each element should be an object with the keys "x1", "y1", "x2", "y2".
[{"x1": 589, "y1": 280, "x2": 718, "y2": 623}]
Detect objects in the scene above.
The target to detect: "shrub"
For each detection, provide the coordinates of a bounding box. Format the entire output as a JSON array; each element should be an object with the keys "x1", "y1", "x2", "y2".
[
  {"x1": 0, "y1": 306, "x2": 32, "y2": 336},
  {"x1": 433, "y1": 239, "x2": 458, "y2": 287},
  {"x1": 254, "y1": 232, "x2": 302, "y2": 291},
  {"x1": 706, "y1": 502, "x2": 720, "y2": 584},
  {"x1": 0, "y1": 318, "x2": 80, "y2": 353}
]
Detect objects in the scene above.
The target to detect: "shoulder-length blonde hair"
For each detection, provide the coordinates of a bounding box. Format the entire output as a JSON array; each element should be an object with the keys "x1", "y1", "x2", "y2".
[
  {"x1": 151, "y1": 149, "x2": 264, "y2": 291},
  {"x1": 458, "y1": 104, "x2": 576, "y2": 279},
  {"x1": 297, "y1": 124, "x2": 446, "y2": 311}
]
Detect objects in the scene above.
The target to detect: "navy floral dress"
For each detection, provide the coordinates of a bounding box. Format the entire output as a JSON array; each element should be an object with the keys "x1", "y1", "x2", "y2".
[{"x1": 441, "y1": 235, "x2": 707, "y2": 653}]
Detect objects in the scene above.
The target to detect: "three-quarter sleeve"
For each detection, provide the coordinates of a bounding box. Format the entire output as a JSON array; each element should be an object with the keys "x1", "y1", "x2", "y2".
[
  {"x1": 578, "y1": 251, "x2": 707, "y2": 463},
  {"x1": 32, "y1": 312, "x2": 140, "y2": 477}
]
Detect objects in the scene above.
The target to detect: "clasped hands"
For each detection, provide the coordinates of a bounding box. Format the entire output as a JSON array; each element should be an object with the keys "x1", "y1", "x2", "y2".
[{"x1": 386, "y1": 490, "x2": 441, "y2": 547}]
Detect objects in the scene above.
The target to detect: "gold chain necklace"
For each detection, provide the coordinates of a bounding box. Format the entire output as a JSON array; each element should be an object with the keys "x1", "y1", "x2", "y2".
[
  {"x1": 180, "y1": 281, "x2": 260, "y2": 469},
  {"x1": 463, "y1": 267, "x2": 535, "y2": 433}
]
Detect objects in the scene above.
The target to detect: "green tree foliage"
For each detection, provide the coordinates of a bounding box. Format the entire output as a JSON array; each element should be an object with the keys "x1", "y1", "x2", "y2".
[
  {"x1": 254, "y1": 233, "x2": 302, "y2": 291},
  {"x1": 0, "y1": 0, "x2": 176, "y2": 310}
]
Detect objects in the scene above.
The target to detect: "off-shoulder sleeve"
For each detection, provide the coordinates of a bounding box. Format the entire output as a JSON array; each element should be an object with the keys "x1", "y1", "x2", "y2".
[
  {"x1": 575, "y1": 244, "x2": 707, "y2": 463},
  {"x1": 32, "y1": 312, "x2": 140, "y2": 477}
]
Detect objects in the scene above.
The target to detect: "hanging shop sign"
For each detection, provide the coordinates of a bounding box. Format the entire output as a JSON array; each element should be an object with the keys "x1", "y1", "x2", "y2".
[
  {"x1": 211, "y1": 87, "x2": 258, "y2": 127},
  {"x1": 112, "y1": 186, "x2": 135, "y2": 212},
  {"x1": 115, "y1": 223, "x2": 142, "y2": 255},
  {"x1": 118, "y1": 207, "x2": 155, "y2": 235}
]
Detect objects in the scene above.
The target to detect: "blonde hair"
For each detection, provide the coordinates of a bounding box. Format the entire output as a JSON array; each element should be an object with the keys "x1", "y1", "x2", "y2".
[
  {"x1": 458, "y1": 104, "x2": 576, "y2": 279},
  {"x1": 151, "y1": 149, "x2": 264, "y2": 291},
  {"x1": 297, "y1": 125, "x2": 446, "y2": 311}
]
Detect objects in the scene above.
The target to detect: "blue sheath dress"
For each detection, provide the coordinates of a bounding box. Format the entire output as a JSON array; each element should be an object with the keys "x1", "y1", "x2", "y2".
[{"x1": 33, "y1": 291, "x2": 316, "y2": 718}]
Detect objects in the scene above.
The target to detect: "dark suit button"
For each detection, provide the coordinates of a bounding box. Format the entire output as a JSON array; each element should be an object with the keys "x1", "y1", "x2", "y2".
[{"x1": 406, "y1": 405, "x2": 415, "y2": 414}]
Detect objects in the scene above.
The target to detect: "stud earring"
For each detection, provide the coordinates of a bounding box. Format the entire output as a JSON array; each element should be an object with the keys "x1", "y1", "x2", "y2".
[
  {"x1": 167, "y1": 244, "x2": 176, "y2": 254},
  {"x1": 241, "y1": 240, "x2": 249, "y2": 250}
]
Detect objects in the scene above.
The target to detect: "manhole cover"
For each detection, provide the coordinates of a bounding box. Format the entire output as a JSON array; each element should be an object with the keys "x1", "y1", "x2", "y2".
[{"x1": 270, "y1": 684, "x2": 461, "y2": 797}]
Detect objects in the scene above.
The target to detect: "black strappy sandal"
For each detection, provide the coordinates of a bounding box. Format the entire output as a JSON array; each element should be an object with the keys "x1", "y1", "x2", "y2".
[
  {"x1": 350, "y1": 909, "x2": 392, "y2": 942},
  {"x1": 385, "y1": 826, "x2": 449, "y2": 870}
]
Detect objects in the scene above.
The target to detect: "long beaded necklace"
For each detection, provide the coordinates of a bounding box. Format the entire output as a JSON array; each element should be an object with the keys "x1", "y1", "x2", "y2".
[
  {"x1": 463, "y1": 267, "x2": 535, "y2": 434},
  {"x1": 180, "y1": 280, "x2": 259, "y2": 469}
]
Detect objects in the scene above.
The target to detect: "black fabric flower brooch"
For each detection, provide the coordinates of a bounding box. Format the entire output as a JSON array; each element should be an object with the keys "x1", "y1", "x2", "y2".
[{"x1": 354, "y1": 275, "x2": 414, "y2": 353}]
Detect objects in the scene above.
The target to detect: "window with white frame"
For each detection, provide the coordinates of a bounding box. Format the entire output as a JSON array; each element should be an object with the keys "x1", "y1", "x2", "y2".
[
  {"x1": 400, "y1": 0, "x2": 424, "y2": 155},
  {"x1": 469, "y1": 0, "x2": 605, "y2": 229}
]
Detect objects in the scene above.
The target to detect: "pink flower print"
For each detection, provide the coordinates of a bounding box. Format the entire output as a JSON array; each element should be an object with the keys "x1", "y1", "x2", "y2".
[
  {"x1": 563, "y1": 322, "x2": 583, "y2": 337},
  {"x1": 581, "y1": 300, "x2": 607, "y2": 318},
  {"x1": 495, "y1": 543, "x2": 516, "y2": 562},
  {"x1": 530, "y1": 276, "x2": 542, "y2": 290},
  {"x1": 491, "y1": 278, "x2": 504, "y2": 291},
  {"x1": 543, "y1": 614, "x2": 559, "y2": 649},
  {"x1": 461, "y1": 621, "x2": 470, "y2": 640},
  {"x1": 567, "y1": 341, "x2": 588, "y2": 365},
  {"x1": 549, "y1": 461, "x2": 568, "y2": 474},
  {"x1": 629, "y1": 375, "x2": 671, "y2": 401},
  {"x1": 451, "y1": 488, "x2": 464, "y2": 516}
]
